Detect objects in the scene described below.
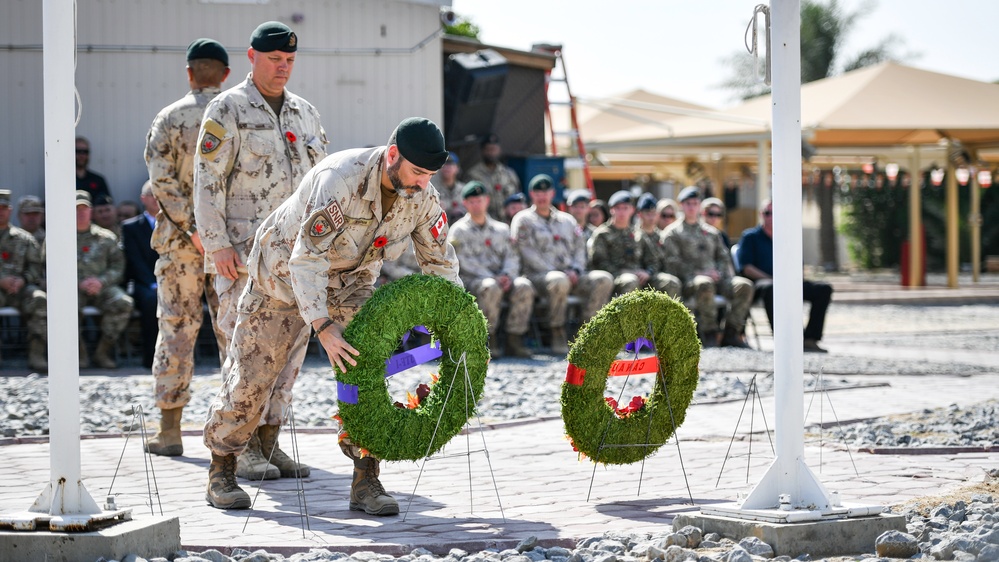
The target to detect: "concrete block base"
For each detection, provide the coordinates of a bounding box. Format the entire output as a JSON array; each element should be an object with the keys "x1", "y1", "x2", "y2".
[
  {"x1": 0, "y1": 516, "x2": 180, "y2": 562},
  {"x1": 673, "y1": 512, "x2": 906, "y2": 558}
]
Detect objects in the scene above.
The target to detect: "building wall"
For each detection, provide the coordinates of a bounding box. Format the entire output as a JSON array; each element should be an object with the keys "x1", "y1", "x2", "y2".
[{"x1": 1, "y1": 0, "x2": 447, "y2": 203}]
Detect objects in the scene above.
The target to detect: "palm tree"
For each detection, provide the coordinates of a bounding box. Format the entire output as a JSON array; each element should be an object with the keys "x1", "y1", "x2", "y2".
[{"x1": 721, "y1": 0, "x2": 909, "y2": 271}]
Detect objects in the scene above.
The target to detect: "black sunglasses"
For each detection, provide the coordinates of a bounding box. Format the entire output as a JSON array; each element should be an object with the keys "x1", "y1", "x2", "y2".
[
  {"x1": 762, "y1": 210, "x2": 772, "y2": 216},
  {"x1": 660, "y1": 213, "x2": 675, "y2": 219},
  {"x1": 76, "y1": 149, "x2": 90, "y2": 154},
  {"x1": 705, "y1": 211, "x2": 724, "y2": 218}
]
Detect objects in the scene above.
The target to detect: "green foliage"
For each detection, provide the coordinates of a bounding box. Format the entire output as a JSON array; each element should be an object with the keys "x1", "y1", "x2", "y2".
[
  {"x1": 721, "y1": 0, "x2": 906, "y2": 100},
  {"x1": 561, "y1": 290, "x2": 700, "y2": 465},
  {"x1": 337, "y1": 274, "x2": 489, "y2": 461},
  {"x1": 444, "y1": 16, "x2": 481, "y2": 40},
  {"x1": 840, "y1": 172, "x2": 999, "y2": 270}
]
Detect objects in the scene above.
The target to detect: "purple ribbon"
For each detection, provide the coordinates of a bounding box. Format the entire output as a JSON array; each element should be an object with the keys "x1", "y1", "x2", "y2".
[
  {"x1": 625, "y1": 337, "x2": 654, "y2": 353},
  {"x1": 336, "y1": 381, "x2": 359, "y2": 404},
  {"x1": 386, "y1": 326, "x2": 442, "y2": 377}
]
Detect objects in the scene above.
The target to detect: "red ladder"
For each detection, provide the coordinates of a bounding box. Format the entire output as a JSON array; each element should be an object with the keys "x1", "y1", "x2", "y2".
[{"x1": 534, "y1": 43, "x2": 595, "y2": 194}]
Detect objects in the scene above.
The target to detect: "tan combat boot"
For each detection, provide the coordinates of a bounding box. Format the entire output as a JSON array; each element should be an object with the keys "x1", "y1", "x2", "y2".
[
  {"x1": 488, "y1": 333, "x2": 502, "y2": 359},
  {"x1": 206, "y1": 453, "x2": 251, "y2": 510},
  {"x1": 256, "y1": 424, "x2": 311, "y2": 478},
  {"x1": 235, "y1": 433, "x2": 280, "y2": 480},
  {"x1": 144, "y1": 407, "x2": 183, "y2": 456},
  {"x1": 350, "y1": 456, "x2": 399, "y2": 516},
  {"x1": 79, "y1": 340, "x2": 90, "y2": 369},
  {"x1": 93, "y1": 338, "x2": 117, "y2": 369},
  {"x1": 549, "y1": 327, "x2": 569, "y2": 355},
  {"x1": 27, "y1": 338, "x2": 47, "y2": 372},
  {"x1": 505, "y1": 333, "x2": 532, "y2": 358}
]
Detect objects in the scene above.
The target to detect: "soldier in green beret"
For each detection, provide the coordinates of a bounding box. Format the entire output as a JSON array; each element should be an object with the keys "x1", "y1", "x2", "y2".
[
  {"x1": 194, "y1": 21, "x2": 328, "y2": 483},
  {"x1": 142, "y1": 37, "x2": 232, "y2": 458},
  {"x1": 76, "y1": 191, "x2": 134, "y2": 368},
  {"x1": 0, "y1": 190, "x2": 48, "y2": 371}
]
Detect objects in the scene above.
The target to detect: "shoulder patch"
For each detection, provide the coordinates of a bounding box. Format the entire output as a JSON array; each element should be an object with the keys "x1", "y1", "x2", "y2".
[
  {"x1": 429, "y1": 211, "x2": 448, "y2": 244},
  {"x1": 325, "y1": 201, "x2": 345, "y2": 231},
  {"x1": 200, "y1": 118, "x2": 228, "y2": 155},
  {"x1": 309, "y1": 215, "x2": 333, "y2": 237}
]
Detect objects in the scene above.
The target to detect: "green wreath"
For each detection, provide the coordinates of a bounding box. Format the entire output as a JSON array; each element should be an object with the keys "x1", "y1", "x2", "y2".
[
  {"x1": 337, "y1": 274, "x2": 489, "y2": 461},
  {"x1": 561, "y1": 289, "x2": 700, "y2": 464}
]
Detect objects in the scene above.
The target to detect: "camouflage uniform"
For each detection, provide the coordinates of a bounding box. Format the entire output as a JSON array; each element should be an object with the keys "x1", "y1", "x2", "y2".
[
  {"x1": 510, "y1": 206, "x2": 613, "y2": 328},
  {"x1": 78, "y1": 224, "x2": 134, "y2": 341},
  {"x1": 378, "y1": 238, "x2": 420, "y2": 284},
  {"x1": 144, "y1": 85, "x2": 228, "y2": 409},
  {"x1": 0, "y1": 226, "x2": 47, "y2": 344},
  {"x1": 464, "y1": 162, "x2": 521, "y2": 222},
  {"x1": 194, "y1": 72, "x2": 327, "y2": 425},
  {"x1": 636, "y1": 228, "x2": 681, "y2": 298},
  {"x1": 660, "y1": 220, "x2": 753, "y2": 333},
  {"x1": 449, "y1": 214, "x2": 534, "y2": 338},
  {"x1": 587, "y1": 223, "x2": 646, "y2": 295},
  {"x1": 203, "y1": 146, "x2": 461, "y2": 458}
]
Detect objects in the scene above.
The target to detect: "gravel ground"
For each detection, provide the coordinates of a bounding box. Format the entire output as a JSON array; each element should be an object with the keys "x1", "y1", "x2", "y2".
[{"x1": 2, "y1": 301, "x2": 997, "y2": 561}]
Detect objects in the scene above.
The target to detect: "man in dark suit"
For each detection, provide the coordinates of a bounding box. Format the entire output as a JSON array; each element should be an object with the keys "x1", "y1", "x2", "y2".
[{"x1": 122, "y1": 181, "x2": 160, "y2": 367}]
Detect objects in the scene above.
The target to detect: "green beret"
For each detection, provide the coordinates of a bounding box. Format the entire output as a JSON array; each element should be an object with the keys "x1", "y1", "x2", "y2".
[
  {"x1": 250, "y1": 21, "x2": 297, "y2": 53},
  {"x1": 462, "y1": 181, "x2": 487, "y2": 199},
  {"x1": 186, "y1": 38, "x2": 229, "y2": 65},
  {"x1": 529, "y1": 174, "x2": 554, "y2": 191},
  {"x1": 389, "y1": 117, "x2": 448, "y2": 171}
]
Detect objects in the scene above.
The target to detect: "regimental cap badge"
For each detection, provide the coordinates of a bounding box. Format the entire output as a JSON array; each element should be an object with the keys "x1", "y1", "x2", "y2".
[{"x1": 288, "y1": 33, "x2": 297, "y2": 49}]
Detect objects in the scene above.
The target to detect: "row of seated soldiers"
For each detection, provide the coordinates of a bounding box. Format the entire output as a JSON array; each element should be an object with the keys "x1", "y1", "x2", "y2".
[
  {"x1": 382, "y1": 176, "x2": 753, "y2": 358},
  {"x1": 0, "y1": 187, "x2": 163, "y2": 371}
]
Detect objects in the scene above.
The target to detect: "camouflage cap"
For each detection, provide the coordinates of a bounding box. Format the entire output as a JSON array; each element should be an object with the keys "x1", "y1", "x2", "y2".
[
  {"x1": 0, "y1": 190, "x2": 10, "y2": 207},
  {"x1": 250, "y1": 21, "x2": 297, "y2": 53},
  {"x1": 566, "y1": 189, "x2": 591, "y2": 206},
  {"x1": 186, "y1": 38, "x2": 229, "y2": 66},
  {"x1": 17, "y1": 195, "x2": 43, "y2": 213},
  {"x1": 504, "y1": 192, "x2": 527, "y2": 206},
  {"x1": 76, "y1": 190, "x2": 92, "y2": 207}
]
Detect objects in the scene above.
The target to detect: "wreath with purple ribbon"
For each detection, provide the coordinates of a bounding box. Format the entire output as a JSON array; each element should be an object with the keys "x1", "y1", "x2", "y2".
[{"x1": 335, "y1": 274, "x2": 489, "y2": 461}]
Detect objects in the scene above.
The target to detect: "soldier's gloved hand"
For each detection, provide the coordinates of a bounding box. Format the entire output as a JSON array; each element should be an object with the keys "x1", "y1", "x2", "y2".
[{"x1": 212, "y1": 247, "x2": 243, "y2": 280}]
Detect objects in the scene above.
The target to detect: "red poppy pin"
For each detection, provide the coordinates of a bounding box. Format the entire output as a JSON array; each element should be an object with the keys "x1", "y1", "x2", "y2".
[
  {"x1": 494, "y1": 184, "x2": 502, "y2": 191},
  {"x1": 485, "y1": 239, "x2": 492, "y2": 247},
  {"x1": 285, "y1": 131, "x2": 297, "y2": 143},
  {"x1": 82, "y1": 246, "x2": 90, "y2": 253},
  {"x1": 0, "y1": 252, "x2": 8, "y2": 260},
  {"x1": 553, "y1": 234, "x2": 561, "y2": 242},
  {"x1": 373, "y1": 236, "x2": 388, "y2": 248}
]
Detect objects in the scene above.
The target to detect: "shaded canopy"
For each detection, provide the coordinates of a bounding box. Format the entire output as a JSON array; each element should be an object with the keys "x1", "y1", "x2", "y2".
[{"x1": 586, "y1": 62, "x2": 999, "y2": 156}]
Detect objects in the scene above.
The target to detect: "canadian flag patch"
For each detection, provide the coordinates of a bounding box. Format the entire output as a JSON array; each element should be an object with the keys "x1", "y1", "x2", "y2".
[{"x1": 429, "y1": 211, "x2": 448, "y2": 244}]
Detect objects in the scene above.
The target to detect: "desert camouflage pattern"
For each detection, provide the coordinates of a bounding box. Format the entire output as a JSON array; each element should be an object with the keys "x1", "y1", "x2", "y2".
[
  {"x1": 145, "y1": 86, "x2": 222, "y2": 252},
  {"x1": 193, "y1": 73, "x2": 327, "y2": 273},
  {"x1": 660, "y1": 220, "x2": 753, "y2": 332},
  {"x1": 78, "y1": 225, "x2": 134, "y2": 339},
  {"x1": 203, "y1": 285, "x2": 312, "y2": 456},
  {"x1": 0, "y1": 226, "x2": 46, "y2": 340},
  {"x1": 379, "y1": 238, "x2": 420, "y2": 283},
  {"x1": 249, "y1": 146, "x2": 460, "y2": 325},
  {"x1": 145, "y1": 86, "x2": 228, "y2": 408},
  {"x1": 464, "y1": 162, "x2": 521, "y2": 222},
  {"x1": 510, "y1": 207, "x2": 612, "y2": 328},
  {"x1": 449, "y1": 214, "x2": 534, "y2": 335},
  {"x1": 205, "y1": 146, "x2": 461, "y2": 457}
]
